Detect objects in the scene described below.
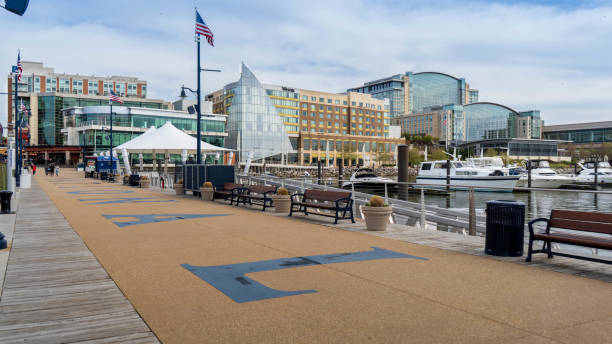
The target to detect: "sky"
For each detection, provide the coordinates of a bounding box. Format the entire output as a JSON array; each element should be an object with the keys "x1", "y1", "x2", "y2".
[{"x1": 1, "y1": 0, "x2": 612, "y2": 129}]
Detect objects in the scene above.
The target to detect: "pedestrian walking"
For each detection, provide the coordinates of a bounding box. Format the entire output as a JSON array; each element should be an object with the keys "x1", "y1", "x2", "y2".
[
  {"x1": 32, "y1": 164, "x2": 36, "y2": 175},
  {"x1": 55, "y1": 165, "x2": 60, "y2": 176}
]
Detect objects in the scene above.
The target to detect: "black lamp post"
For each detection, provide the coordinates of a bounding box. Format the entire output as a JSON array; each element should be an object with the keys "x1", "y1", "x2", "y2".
[{"x1": 179, "y1": 66, "x2": 220, "y2": 164}]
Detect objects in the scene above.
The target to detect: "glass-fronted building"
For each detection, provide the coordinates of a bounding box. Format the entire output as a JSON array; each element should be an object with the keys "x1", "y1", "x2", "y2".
[
  {"x1": 348, "y1": 71, "x2": 479, "y2": 118},
  {"x1": 543, "y1": 121, "x2": 612, "y2": 145},
  {"x1": 224, "y1": 63, "x2": 294, "y2": 163},
  {"x1": 61, "y1": 105, "x2": 226, "y2": 156},
  {"x1": 39, "y1": 94, "x2": 168, "y2": 146},
  {"x1": 464, "y1": 103, "x2": 543, "y2": 142}
]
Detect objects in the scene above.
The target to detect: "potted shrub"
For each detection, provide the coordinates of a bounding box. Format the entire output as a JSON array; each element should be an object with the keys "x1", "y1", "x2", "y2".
[
  {"x1": 174, "y1": 179, "x2": 184, "y2": 195},
  {"x1": 201, "y1": 181, "x2": 214, "y2": 201},
  {"x1": 272, "y1": 187, "x2": 291, "y2": 213},
  {"x1": 140, "y1": 175, "x2": 150, "y2": 188},
  {"x1": 362, "y1": 195, "x2": 392, "y2": 231},
  {"x1": 123, "y1": 175, "x2": 130, "y2": 185}
]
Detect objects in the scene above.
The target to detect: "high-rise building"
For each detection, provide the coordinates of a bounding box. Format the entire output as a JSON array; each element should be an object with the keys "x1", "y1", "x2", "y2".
[
  {"x1": 348, "y1": 72, "x2": 479, "y2": 118},
  {"x1": 208, "y1": 63, "x2": 402, "y2": 166},
  {"x1": 7, "y1": 61, "x2": 166, "y2": 147}
]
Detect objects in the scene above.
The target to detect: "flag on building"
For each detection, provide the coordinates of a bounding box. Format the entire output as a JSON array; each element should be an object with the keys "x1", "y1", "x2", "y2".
[
  {"x1": 20, "y1": 100, "x2": 27, "y2": 114},
  {"x1": 195, "y1": 10, "x2": 214, "y2": 47},
  {"x1": 17, "y1": 50, "x2": 22, "y2": 82},
  {"x1": 109, "y1": 90, "x2": 123, "y2": 104}
]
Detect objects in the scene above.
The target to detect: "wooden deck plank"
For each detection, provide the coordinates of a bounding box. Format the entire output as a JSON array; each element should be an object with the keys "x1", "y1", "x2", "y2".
[{"x1": 0, "y1": 181, "x2": 160, "y2": 343}]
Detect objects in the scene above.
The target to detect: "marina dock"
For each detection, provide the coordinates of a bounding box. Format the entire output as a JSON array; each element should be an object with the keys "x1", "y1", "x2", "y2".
[{"x1": 0, "y1": 171, "x2": 610, "y2": 343}]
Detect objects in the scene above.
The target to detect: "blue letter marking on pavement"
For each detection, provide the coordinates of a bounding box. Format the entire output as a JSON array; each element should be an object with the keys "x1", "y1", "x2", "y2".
[
  {"x1": 80, "y1": 197, "x2": 176, "y2": 204},
  {"x1": 182, "y1": 247, "x2": 427, "y2": 303},
  {"x1": 102, "y1": 214, "x2": 230, "y2": 228}
]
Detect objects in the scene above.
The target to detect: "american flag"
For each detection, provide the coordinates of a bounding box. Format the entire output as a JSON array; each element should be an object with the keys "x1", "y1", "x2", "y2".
[
  {"x1": 17, "y1": 50, "x2": 22, "y2": 82},
  {"x1": 109, "y1": 90, "x2": 123, "y2": 104},
  {"x1": 195, "y1": 10, "x2": 214, "y2": 47},
  {"x1": 20, "y1": 100, "x2": 27, "y2": 114}
]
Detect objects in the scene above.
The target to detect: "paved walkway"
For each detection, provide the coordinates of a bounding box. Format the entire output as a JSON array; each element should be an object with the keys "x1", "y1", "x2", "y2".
[
  {"x1": 0, "y1": 179, "x2": 159, "y2": 343},
  {"x1": 3, "y1": 171, "x2": 612, "y2": 343}
]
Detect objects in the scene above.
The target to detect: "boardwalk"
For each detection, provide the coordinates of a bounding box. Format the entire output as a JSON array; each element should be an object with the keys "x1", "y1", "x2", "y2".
[
  {"x1": 2, "y1": 172, "x2": 612, "y2": 343},
  {"x1": 0, "y1": 181, "x2": 159, "y2": 343}
]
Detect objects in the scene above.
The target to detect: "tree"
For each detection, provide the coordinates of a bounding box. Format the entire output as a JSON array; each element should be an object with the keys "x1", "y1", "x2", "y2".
[
  {"x1": 484, "y1": 148, "x2": 497, "y2": 157},
  {"x1": 408, "y1": 148, "x2": 423, "y2": 166},
  {"x1": 429, "y1": 148, "x2": 448, "y2": 160}
]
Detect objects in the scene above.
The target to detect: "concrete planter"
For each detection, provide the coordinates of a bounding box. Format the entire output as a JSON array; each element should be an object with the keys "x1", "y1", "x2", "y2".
[
  {"x1": 174, "y1": 184, "x2": 184, "y2": 195},
  {"x1": 140, "y1": 180, "x2": 150, "y2": 188},
  {"x1": 201, "y1": 187, "x2": 214, "y2": 201},
  {"x1": 272, "y1": 195, "x2": 291, "y2": 213},
  {"x1": 362, "y1": 205, "x2": 392, "y2": 231}
]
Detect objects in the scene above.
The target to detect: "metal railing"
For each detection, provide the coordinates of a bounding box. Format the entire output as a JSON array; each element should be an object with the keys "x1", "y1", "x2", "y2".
[{"x1": 235, "y1": 174, "x2": 612, "y2": 239}]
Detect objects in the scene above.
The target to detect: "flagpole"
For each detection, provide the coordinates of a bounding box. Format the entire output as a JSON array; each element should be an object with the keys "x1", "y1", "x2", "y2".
[
  {"x1": 14, "y1": 74, "x2": 20, "y2": 187},
  {"x1": 196, "y1": 20, "x2": 202, "y2": 165},
  {"x1": 110, "y1": 99, "x2": 113, "y2": 175}
]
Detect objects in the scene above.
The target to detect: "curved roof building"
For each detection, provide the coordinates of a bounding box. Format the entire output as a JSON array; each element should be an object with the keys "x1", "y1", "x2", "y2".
[
  {"x1": 464, "y1": 102, "x2": 518, "y2": 141},
  {"x1": 409, "y1": 72, "x2": 466, "y2": 114},
  {"x1": 349, "y1": 71, "x2": 478, "y2": 117}
]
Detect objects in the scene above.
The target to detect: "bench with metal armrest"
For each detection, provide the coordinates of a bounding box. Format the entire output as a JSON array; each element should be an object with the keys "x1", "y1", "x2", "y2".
[
  {"x1": 213, "y1": 183, "x2": 243, "y2": 205},
  {"x1": 289, "y1": 189, "x2": 355, "y2": 224},
  {"x1": 526, "y1": 209, "x2": 612, "y2": 264},
  {"x1": 236, "y1": 185, "x2": 277, "y2": 211}
]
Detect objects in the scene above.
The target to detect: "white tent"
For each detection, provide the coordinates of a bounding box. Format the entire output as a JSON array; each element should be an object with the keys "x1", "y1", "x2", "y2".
[{"x1": 114, "y1": 121, "x2": 230, "y2": 154}]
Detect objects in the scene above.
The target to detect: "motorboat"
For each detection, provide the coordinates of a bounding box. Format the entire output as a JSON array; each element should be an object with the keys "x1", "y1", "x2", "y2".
[
  {"x1": 342, "y1": 168, "x2": 394, "y2": 188},
  {"x1": 515, "y1": 160, "x2": 575, "y2": 189},
  {"x1": 416, "y1": 160, "x2": 520, "y2": 191},
  {"x1": 575, "y1": 161, "x2": 612, "y2": 185},
  {"x1": 466, "y1": 157, "x2": 509, "y2": 176}
]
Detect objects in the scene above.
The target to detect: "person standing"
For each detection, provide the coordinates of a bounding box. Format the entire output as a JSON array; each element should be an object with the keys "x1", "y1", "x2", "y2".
[
  {"x1": 55, "y1": 165, "x2": 60, "y2": 176},
  {"x1": 32, "y1": 164, "x2": 36, "y2": 175}
]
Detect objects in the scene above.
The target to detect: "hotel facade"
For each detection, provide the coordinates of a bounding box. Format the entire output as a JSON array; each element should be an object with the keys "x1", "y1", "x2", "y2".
[{"x1": 207, "y1": 63, "x2": 403, "y2": 167}]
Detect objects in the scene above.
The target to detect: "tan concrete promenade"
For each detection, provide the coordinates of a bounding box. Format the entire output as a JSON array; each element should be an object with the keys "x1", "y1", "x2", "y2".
[{"x1": 3, "y1": 170, "x2": 612, "y2": 343}]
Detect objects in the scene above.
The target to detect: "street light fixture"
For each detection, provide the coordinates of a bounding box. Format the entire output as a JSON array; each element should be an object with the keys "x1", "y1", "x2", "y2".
[{"x1": 179, "y1": 65, "x2": 220, "y2": 165}]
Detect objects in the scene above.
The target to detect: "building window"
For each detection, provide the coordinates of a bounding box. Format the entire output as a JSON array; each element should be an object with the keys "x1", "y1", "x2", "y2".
[
  {"x1": 302, "y1": 95, "x2": 308, "y2": 100},
  {"x1": 319, "y1": 97, "x2": 324, "y2": 102},
  {"x1": 311, "y1": 96, "x2": 316, "y2": 101}
]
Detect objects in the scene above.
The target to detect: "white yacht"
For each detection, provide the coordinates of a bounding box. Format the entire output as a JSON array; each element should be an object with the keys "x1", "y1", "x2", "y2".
[
  {"x1": 515, "y1": 160, "x2": 575, "y2": 189},
  {"x1": 416, "y1": 160, "x2": 520, "y2": 191},
  {"x1": 575, "y1": 161, "x2": 612, "y2": 184},
  {"x1": 342, "y1": 168, "x2": 394, "y2": 188},
  {"x1": 466, "y1": 157, "x2": 509, "y2": 176}
]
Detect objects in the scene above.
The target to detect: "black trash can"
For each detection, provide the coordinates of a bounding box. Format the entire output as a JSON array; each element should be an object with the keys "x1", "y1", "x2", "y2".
[
  {"x1": 0, "y1": 191, "x2": 13, "y2": 214},
  {"x1": 485, "y1": 200, "x2": 525, "y2": 257}
]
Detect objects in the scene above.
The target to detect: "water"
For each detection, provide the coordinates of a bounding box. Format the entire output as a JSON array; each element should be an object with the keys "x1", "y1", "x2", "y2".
[{"x1": 338, "y1": 176, "x2": 612, "y2": 219}]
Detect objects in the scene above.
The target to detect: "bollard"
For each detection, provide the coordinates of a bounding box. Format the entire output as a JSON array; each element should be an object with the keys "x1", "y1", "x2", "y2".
[
  {"x1": 317, "y1": 160, "x2": 322, "y2": 185},
  {"x1": 468, "y1": 187, "x2": 476, "y2": 236},
  {"x1": 397, "y1": 144, "x2": 409, "y2": 201}
]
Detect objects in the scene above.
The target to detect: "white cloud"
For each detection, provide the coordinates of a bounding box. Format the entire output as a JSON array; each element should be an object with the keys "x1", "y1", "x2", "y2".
[{"x1": 2, "y1": 0, "x2": 612, "y2": 128}]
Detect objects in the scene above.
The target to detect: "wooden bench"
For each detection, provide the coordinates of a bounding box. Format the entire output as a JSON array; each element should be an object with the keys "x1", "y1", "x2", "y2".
[
  {"x1": 289, "y1": 189, "x2": 355, "y2": 224},
  {"x1": 213, "y1": 183, "x2": 243, "y2": 205},
  {"x1": 235, "y1": 185, "x2": 277, "y2": 211},
  {"x1": 526, "y1": 209, "x2": 612, "y2": 264}
]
